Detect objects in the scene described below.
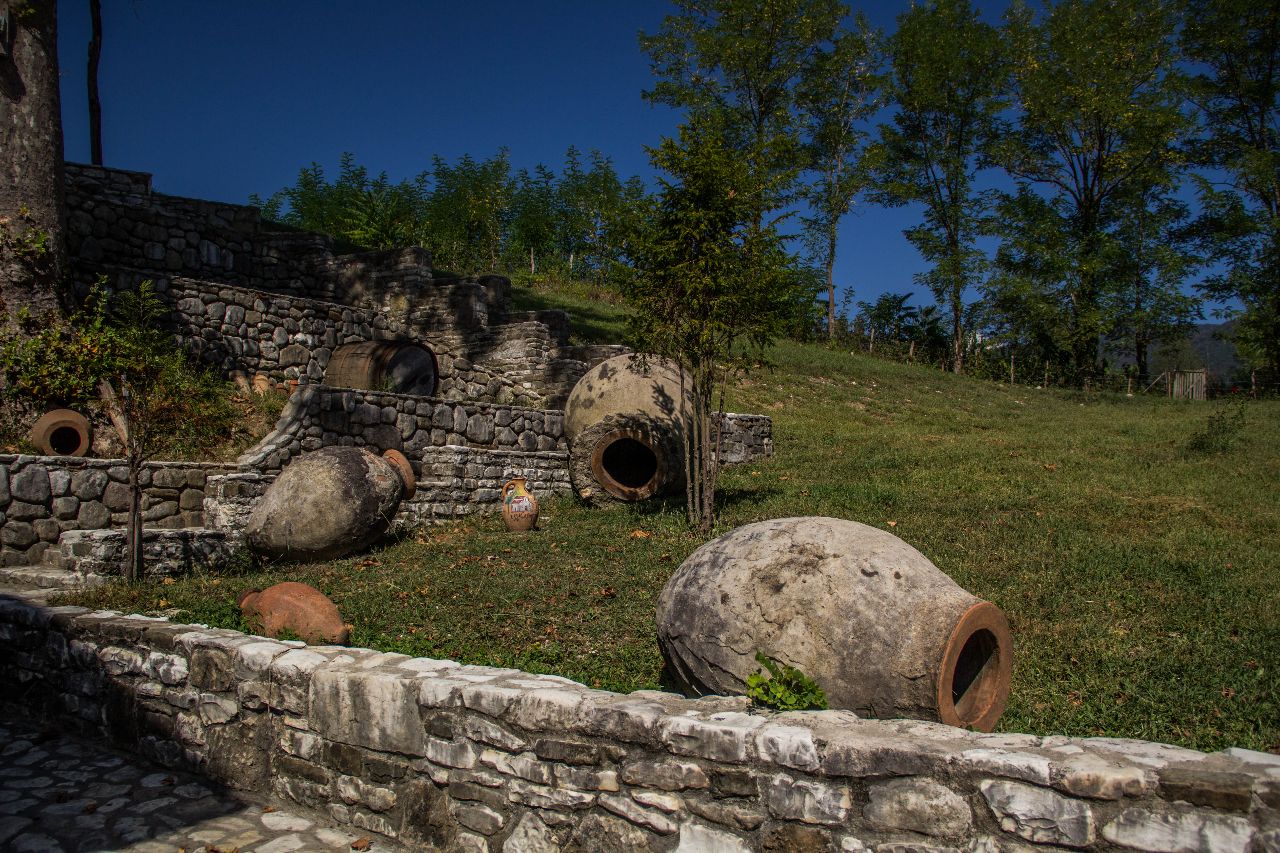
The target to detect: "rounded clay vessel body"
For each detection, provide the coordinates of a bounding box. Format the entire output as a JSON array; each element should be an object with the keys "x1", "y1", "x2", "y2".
[
  {"x1": 245, "y1": 446, "x2": 405, "y2": 561},
  {"x1": 238, "y1": 581, "x2": 350, "y2": 645},
  {"x1": 501, "y1": 477, "x2": 539, "y2": 532},
  {"x1": 656, "y1": 516, "x2": 1012, "y2": 730}
]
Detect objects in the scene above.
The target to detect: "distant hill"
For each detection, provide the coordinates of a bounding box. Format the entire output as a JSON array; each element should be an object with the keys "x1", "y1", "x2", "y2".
[{"x1": 1108, "y1": 320, "x2": 1244, "y2": 381}]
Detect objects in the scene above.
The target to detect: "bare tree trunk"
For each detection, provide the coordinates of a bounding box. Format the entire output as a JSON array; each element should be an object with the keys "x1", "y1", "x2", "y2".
[
  {"x1": 824, "y1": 228, "x2": 837, "y2": 340},
  {"x1": 125, "y1": 460, "x2": 143, "y2": 583},
  {"x1": 0, "y1": 0, "x2": 67, "y2": 326},
  {"x1": 88, "y1": 0, "x2": 103, "y2": 165}
]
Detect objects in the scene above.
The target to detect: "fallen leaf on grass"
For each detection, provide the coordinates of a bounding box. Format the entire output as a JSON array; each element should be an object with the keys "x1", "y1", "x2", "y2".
[
  {"x1": 162, "y1": 577, "x2": 175, "y2": 585},
  {"x1": 1043, "y1": 463, "x2": 1059, "y2": 471},
  {"x1": 886, "y1": 521, "x2": 897, "y2": 527},
  {"x1": 629, "y1": 530, "x2": 651, "y2": 539},
  {"x1": 595, "y1": 586, "x2": 616, "y2": 599}
]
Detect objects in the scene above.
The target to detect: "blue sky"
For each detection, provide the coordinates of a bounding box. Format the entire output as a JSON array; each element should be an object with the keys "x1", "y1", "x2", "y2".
[
  {"x1": 55, "y1": 0, "x2": 1046, "y2": 315},
  {"x1": 52, "y1": 0, "x2": 956, "y2": 311}
]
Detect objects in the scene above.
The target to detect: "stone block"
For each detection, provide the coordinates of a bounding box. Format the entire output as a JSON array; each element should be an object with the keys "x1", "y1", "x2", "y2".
[
  {"x1": 33, "y1": 518, "x2": 62, "y2": 542},
  {"x1": 6, "y1": 501, "x2": 46, "y2": 520},
  {"x1": 866, "y1": 777, "x2": 973, "y2": 838},
  {"x1": 76, "y1": 501, "x2": 111, "y2": 529},
  {"x1": 1101, "y1": 807, "x2": 1254, "y2": 853},
  {"x1": 102, "y1": 481, "x2": 132, "y2": 511},
  {"x1": 10, "y1": 465, "x2": 50, "y2": 503},
  {"x1": 1, "y1": 522, "x2": 36, "y2": 548},
  {"x1": 1157, "y1": 766, "x2": 1254, "y2": 811},
  {"x1": 765, "y1": 772, "x2": 851, "y2": 825},
  {"x1": 621, "y1": 758, "x2": 710, "y2": 791},
  {"x1": 309, "y1": 668, "x2": 428, "y2": 757},
  {"x1": 980, "y1": 780, "x2": 1093, "y2": 848},
  {"x1": 686, "y1": 798, "x2": 766, "y2": 831},
  {"x1": 51, "y1": 496, "x2": 80, "y2": 520}
]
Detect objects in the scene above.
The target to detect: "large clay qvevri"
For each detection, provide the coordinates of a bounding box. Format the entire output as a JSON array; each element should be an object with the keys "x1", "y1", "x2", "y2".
[
  {"x1": 563, "y1": 354, "x2": 690, "y2": 504},
  {"x1": 245, "y1": 446, "x2": 406, "y2": 561},
  {"x1": 656, "y1": 517, "x2": 1013, "y2": 731}
]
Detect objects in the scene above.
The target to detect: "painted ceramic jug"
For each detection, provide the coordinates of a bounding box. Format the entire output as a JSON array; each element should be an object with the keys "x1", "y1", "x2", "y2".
[{"x1": 502, "y1": 477, "x2": 539, "y2": 532}]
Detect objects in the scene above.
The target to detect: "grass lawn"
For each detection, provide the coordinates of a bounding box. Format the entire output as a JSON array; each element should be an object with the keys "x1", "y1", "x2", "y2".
[{"x1": 61, "y1": 292, "x2": 1280, "y2": 753}]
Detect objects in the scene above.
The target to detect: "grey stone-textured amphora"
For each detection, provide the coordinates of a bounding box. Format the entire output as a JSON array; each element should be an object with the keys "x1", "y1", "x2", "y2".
[{"x1": 656, "y1": 516, "x2": 1013, "y2": 730}]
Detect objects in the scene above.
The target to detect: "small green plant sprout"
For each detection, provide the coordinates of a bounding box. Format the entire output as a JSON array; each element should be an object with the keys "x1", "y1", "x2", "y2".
[{"x1": 746, "y1": 651, "x2": 828, "y2": 712}]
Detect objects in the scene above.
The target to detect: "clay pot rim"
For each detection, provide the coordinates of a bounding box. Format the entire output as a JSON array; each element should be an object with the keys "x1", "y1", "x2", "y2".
[
  {"x1": 589, "y1": 426, "x2": 666, "y2": 502},
  {"x1": 30, "y1": 408, "x2": 92, "y2": 458},
  {"x1": 935, "y1": 600, "x2": 1012, "y2": 732},
  {"x1": 381, "y1": 448, "x2": 416, "y2": 499}
]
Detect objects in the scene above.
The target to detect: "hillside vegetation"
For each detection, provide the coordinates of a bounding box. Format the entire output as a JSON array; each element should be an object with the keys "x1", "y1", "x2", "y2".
[{"x1": 65, "y1": 288, "x2": 1280, "y2": 752}]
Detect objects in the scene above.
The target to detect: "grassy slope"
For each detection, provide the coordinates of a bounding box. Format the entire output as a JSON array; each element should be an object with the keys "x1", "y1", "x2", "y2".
[{"x1": 64, "y1": 290, "x2": 1280, "y2": 751}]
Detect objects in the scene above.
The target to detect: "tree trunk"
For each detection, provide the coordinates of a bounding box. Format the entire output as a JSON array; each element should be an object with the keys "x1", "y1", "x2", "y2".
[
  {"x1": 88, "y1": 0, "x2": 103, "y2": 165},
  {"x1": 0, "y1": 0, "x2": 67, "y2": 326},
  {"x1": 824, "y1": 228, "x2": 837, "y2": 340},
  {"x1": 125, "y1": 462, "x2": 143, "y2": 583}
]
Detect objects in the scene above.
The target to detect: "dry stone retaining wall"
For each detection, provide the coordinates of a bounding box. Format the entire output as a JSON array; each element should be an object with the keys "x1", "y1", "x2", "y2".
[
  {"x1": 0, "y1": 456, "x2": 234, "y2": 567},
  {"x1": 0, "y1": 597, "x2": 1275, "y2": 852},
  {"x1": 65, "y1": 163, "x2": 332, "y2": 296}
]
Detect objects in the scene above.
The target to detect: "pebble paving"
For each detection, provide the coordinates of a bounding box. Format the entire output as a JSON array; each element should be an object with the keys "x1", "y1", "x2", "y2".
[{"x1": 0, "y1": 717, "x2": 404, "y2": 853}]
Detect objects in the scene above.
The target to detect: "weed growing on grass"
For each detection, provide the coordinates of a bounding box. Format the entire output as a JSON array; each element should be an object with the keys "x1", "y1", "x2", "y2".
[{"x1": 1187, "y1": 396, "x2": 1249, "y2": 454}]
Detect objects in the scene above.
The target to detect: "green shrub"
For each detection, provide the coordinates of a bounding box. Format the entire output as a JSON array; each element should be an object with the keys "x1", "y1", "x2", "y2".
[
  {"x1": 1187, "y1": 397, "x2": 1249, "y2": 454},
  {"x1": 746, "y1": 651, "x2": 828, "y2": 712},
  {"x1": 0, "y1": 280, "x2": 239, "y2": 459}
]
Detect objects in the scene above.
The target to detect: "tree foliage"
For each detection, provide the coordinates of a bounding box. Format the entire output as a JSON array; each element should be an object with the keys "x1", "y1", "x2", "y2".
[
  {"x1": 798, "y1": 14, "x2": 884, "y2": 339},
  {"x1": 1182, "y1": 0, "x2": 1280, "y2": 378},
  {"x1": 641, "y1": 0, "x2": 846, "y2": 229},
  {"x1": 627, "y1": 114, "x2": 810, "y2": 531},
  {"x1": 872, "y1": 0, "x2": 1009, "y2": 374},
  {"x1": 988, "y1": 0, "x2": 1191, "y2": 382},
  {"x1": 254, "y1": 149, "x2": 649, "y2": 285}
]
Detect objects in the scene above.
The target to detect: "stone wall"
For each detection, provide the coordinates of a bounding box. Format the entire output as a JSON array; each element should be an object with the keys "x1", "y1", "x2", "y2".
[
  {"x1": 0, "y1": 456, "x2": 235, "y2": 567},
  {"x1": 239, "y1": 385, "x2": 773, "y2": 478},
  {"x1": 237, "y1": 386, "x2": 569, "y2": 474},
  {"x1": 65, "y1": 163, "x2": 332, "y2": 297},
  {"x1": 1, "y1": 597, "x2": 1275, "y2": 853},
  {"x1": 205, "y1": 445, "x2": 573, "y2": 532},
  {"x1": 99, "y1": 271, "x2": 612, "y2": 409}
]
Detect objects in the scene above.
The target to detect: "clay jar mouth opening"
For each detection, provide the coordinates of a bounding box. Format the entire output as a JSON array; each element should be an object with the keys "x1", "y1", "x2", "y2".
[
  {"x1": 591, "y1": 428, "x2": 662, "y2": 501},
  {"x1": 936, "y1": 601, "x2": 1012, "y2": 731},
  {"x1": 49, "y1": 425, "x2": 86, "y2": 455}
]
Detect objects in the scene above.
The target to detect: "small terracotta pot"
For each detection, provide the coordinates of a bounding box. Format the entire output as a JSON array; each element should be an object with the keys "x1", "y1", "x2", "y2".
[{"x1": 501, "y1": 477, "x2": 539, "y2": 532}]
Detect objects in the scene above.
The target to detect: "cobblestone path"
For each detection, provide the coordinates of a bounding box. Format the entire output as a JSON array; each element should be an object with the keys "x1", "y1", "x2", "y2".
[{"x1": 0, "y1": 717, "x2": 403, "y2": 853}]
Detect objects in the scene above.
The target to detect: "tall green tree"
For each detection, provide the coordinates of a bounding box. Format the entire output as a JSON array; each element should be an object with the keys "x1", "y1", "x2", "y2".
[
  {"x1": 872, "y1": 0, "x2": 1009, "y2": 374},
  {"x1": 628, "y1": 113, "x2": 806, "y2": 532},
  {"x1": 798, "y1": 14, "x2": 884, "y2": 339},
  {"x1": 1, "y1": 0, "x2": 67, "y2": 327},
  {"x1": 640, "y1": 0, "x2": 846, "y2": 231},
  {"x1": 1183, "y1": 0, "x2": 1280, "y2": 378},
  {"x1": 423, "y1": 151, "x2": 512, "y2": 272},
  {"x1": 1105, "y1": 182, "x2": 1201, "y2": 381},
  {"x1": 253, "y1": 153, "x2": 427, "y2": 251},
  {"x1": 507, "y1": 165, "x2": 559, "y2": 275},
  {"x1": 991, "y1": 0, "x2": 1188, "y2": 381}
]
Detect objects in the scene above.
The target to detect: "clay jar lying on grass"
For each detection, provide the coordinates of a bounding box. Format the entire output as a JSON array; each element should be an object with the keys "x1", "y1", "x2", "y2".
[{"x1": 238, "y1": 582, "x2": 350, "y2": 645}]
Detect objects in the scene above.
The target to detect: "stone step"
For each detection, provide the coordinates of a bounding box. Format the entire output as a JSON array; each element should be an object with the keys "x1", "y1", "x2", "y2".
[{"x1": 0, "y1": 564, "x2": 106, "y2": 591}]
